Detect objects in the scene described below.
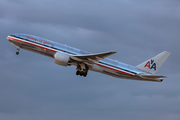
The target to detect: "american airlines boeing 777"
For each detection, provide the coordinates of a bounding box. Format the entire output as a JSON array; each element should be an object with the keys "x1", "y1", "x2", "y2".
[{"x1": 7, "y1": 33, "x2": 170, "y2": 82}]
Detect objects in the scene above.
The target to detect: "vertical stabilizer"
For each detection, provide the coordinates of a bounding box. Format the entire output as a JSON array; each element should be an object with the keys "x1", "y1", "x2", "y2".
[{"x1": 136, "y1": 51, "x2": 171, "y2": 74}]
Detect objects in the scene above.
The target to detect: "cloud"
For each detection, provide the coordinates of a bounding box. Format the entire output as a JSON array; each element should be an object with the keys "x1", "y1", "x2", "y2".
[{"x1": 0, "y1": 0, "x2": 180, "y2": 120}]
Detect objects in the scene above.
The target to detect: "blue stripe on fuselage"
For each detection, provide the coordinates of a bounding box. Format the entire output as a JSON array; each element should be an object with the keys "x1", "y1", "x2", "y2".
[
  {"x1": 9, "y1": 35, "x2": 138, "y2": 76},
  {"x1": 98, "y1": 61, "x2": 136, "y2": 75},
  {"x1": 14, "y1": 35, "x2": 76, "y2": 55}
]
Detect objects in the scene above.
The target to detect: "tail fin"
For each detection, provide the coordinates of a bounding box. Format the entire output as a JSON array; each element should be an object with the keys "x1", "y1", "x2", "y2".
[{"x1": 136, "y1": 51, "x2": 171, "y2": 74}]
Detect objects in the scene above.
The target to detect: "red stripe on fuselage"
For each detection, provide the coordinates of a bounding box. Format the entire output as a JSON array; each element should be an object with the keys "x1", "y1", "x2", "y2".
[
  {"x1": 7, "y1": 36, "x2": 58, "y2": 53},
  {"x1": 94, "y1": 62, "x2": 134, "y2": 76},
  {"x1": 7, "y1": 36, "x2": 135, "y2": 76}
]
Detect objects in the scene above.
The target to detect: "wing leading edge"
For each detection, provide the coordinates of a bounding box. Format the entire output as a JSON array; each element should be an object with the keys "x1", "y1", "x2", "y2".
[{"x1": 71, "y1": 51, "x2": 117, "y2": 65}]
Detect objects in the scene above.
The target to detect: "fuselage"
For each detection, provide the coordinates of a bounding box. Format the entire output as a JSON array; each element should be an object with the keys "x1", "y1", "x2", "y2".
[{"x1": 7, "y1": 33, "x2": 162, "y2": 82}]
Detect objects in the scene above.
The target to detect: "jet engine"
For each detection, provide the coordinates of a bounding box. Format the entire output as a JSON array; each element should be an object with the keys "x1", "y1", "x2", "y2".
[{"x1": 54, "y1": 52, "x2": 70, "y2": 66}]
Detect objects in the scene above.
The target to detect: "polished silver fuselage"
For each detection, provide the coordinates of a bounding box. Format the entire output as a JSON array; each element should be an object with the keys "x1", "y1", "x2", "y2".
[{"x1": 7, "y1": 33, "x2": 161, "y2": 82}]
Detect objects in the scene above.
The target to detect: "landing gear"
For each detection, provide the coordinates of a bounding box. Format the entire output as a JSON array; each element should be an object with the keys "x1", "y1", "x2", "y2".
[
  {"x1": 16, "y1": 48, "x2": 20, "y2": 55},
  {"x1": 76, "y1": 70, "x2": 80, "y2": 75},
  {"x1": 76, "y1": 63, "x2": 89, "y2": 77},
  {"x1": 83, "y1": 72, "x2": 87, "y2": 77},
  {"x1": 76, "y1": 70, "x2": 87, "y2": 77}
]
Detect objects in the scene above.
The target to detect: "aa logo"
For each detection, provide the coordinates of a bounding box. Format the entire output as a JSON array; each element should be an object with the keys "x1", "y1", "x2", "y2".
[{"x1": 144, "y1": 59, "x2": 156, "y2": 70}]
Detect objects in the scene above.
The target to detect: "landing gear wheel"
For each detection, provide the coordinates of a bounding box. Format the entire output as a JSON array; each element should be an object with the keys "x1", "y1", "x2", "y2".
[
  {"x1": 16, "y1": 52, "x2": 19, "y2": 55},
  {"x1": 16, "y1": 48, "x2": 20, "y2": 55},
  {"x1": 80, "y1": 71, "x2": 83, "y2": 76},
  {"x1": 76, "y1": 71, "x2": 80, "y2": 75},
  {"x1": 83, "y1": 72, "x2": 87, "y2": 77}
]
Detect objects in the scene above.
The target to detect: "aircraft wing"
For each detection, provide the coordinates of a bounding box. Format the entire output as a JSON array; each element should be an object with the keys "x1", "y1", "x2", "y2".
[{"x1": 71, "y1": 51, "x2": 117, "y2": 65}]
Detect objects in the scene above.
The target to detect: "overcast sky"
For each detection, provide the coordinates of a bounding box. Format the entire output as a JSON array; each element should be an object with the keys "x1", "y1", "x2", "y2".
[{"x1": 1, "y1": 0, "x2": 180, "y2": 120}]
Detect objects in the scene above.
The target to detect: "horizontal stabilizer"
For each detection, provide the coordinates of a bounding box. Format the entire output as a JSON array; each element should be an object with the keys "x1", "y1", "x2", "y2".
[{"x1": 138, "y1": 74, "x2": 166, "y2": 78}]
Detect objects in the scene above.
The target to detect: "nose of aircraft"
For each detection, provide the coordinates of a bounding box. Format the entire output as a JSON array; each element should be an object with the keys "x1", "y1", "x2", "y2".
[
  {"x1": 7, "y1": 35, "x2": 11, "y2": 40},
  {"x1": 7, "y1": 34, "x2": 15, "y2": 38}
]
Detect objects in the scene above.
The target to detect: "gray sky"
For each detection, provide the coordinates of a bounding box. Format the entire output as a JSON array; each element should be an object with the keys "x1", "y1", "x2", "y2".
[{"x1": 1, "y1": 0, "x2": 180, "y2": 120}]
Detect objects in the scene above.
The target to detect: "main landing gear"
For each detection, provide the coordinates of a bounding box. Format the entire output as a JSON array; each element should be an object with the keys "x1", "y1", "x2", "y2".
[
  {"x1": 16, "y1": 48, "x2": 20, "y2": 55},
  {"x1": 76, "y1": 63, "x2": 89, "y2": 77},
  {"x1": 76, "y1": 70, "x2": 87, "y2": 77}
]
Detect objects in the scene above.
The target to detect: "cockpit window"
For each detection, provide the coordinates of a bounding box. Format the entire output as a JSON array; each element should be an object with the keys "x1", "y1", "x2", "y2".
[{"x1": 10, "y1": 35, "x2": 15, "y2": 37}]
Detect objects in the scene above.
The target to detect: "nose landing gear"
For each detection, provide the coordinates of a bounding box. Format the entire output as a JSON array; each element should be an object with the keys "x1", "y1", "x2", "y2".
[
  {"x1": 16, "y1": 48, "x2": 20, "y2": 55},
  {"x1": 10, "y1": 43, "x2": 20, "y2": 55}
]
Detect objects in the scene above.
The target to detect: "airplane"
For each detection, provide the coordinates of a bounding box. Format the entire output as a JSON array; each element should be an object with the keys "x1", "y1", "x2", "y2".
[{"x1": 7, "y1": 33, "x2": 171, "y2": 82}]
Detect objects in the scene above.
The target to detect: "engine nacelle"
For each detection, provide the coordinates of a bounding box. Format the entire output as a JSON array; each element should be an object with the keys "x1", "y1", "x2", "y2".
[{"x1": 54, "y1": 52, "x2": 70, "y2": 66}]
